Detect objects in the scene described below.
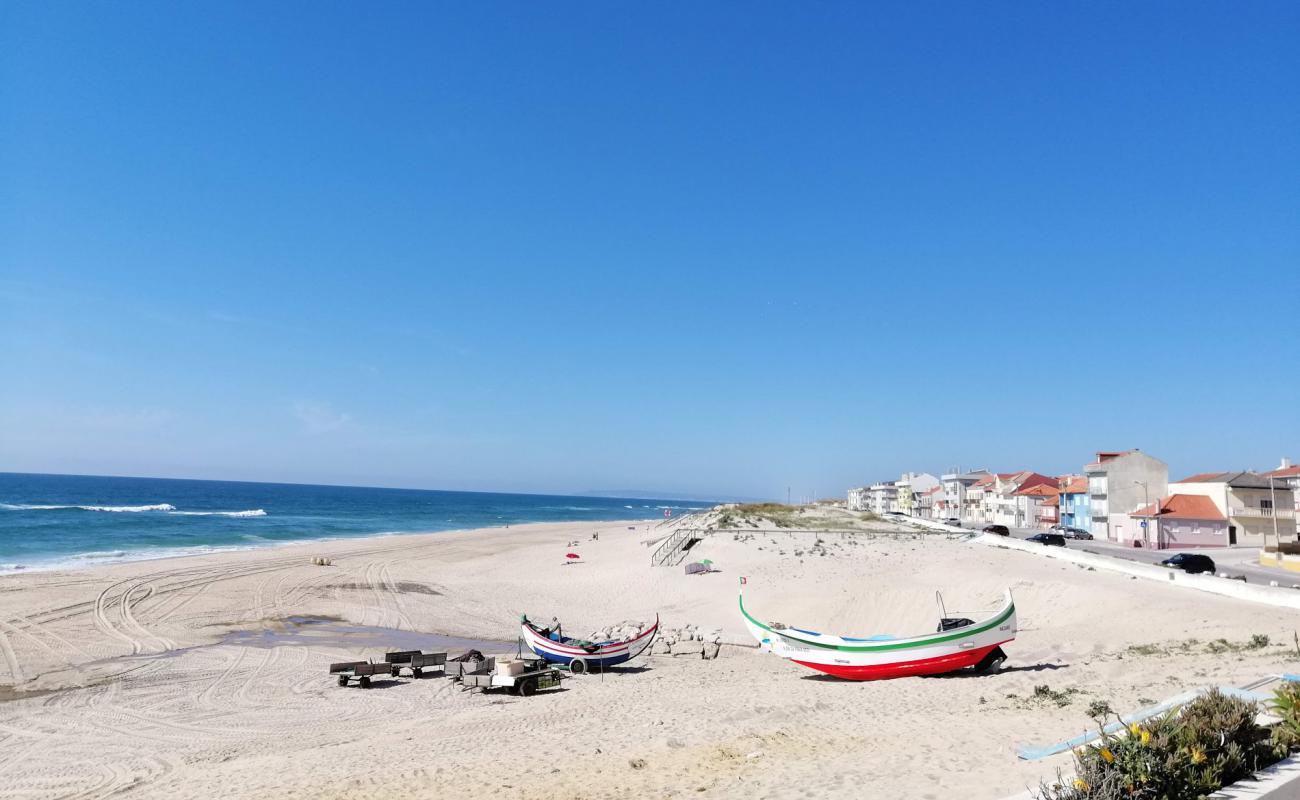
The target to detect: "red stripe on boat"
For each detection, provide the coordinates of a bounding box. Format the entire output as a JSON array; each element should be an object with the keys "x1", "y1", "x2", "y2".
[{"x1": 790, "y1": 641, "x2": 1010, "y2": 681}]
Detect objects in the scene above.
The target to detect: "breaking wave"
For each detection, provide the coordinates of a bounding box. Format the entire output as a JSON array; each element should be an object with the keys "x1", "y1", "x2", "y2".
[
  {"x1": 1, "y1": 503, "x2": 176, "y2": 513},
  {"x1": 168, "y1": 509, "x2": 267, "y2": 518}
]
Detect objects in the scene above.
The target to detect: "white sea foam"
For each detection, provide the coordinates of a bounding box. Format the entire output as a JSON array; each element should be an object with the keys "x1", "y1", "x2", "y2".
[
  {"x1": 1, "y1": 502, "x2": 176, "y2": 513},
  {"x1": 168, "y1": 509, "x2": 267, "y2": 518}
]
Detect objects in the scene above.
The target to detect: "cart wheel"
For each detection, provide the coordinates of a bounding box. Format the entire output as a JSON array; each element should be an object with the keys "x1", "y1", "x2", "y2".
[
  {"x1": 337, "y1": 675, "x2": 348, "y2": 687},
  {"x1": 520, "y1": 678, "x2": 537, "y2": 697},
  {"x1": 412, "y1": 667, "x2": 422, "y2": 678},
  {"x1": 390, "y1": 666, "x2": 400, "y2": 677},
  {"x1": 360, "y1": 676, "x2": 371, "y2": 688},
  {"x1": 508, "y1": 685, "x2": 520, "y2": 696},
  {"x1": 569, "y1": 658, "x2": 587, "y2": 675}
]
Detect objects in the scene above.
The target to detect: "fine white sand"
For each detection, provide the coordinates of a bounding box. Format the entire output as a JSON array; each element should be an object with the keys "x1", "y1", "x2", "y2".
[{"x1": 1, "y1": 520, "x2": 1297, "y2": 799}]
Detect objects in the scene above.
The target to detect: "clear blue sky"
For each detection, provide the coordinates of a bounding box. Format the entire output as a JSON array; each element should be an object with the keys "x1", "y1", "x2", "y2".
[{"x1": 2, "y1": 3, "x2": 1297, "y2": 499}]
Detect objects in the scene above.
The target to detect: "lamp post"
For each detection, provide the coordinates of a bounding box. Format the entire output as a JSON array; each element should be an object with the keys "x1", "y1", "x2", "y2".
[{"x1": 1134, "y1": 480, "x2": 1151, "y2": 548}]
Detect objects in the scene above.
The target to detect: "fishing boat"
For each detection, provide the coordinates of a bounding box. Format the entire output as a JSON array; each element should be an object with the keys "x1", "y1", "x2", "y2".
[
  {"x1": 739, "y1": 589, "x2": 1015, "y2": 680},
  {"x1": 520, "y1": 614, "x2": 659, "y2": 674}
]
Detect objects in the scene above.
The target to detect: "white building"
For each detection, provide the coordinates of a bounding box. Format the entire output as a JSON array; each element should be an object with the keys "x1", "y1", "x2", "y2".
[
  {"x1": 1084, "y1": 450, "x2": 1168, "y2": 544},
  {"x1": 867, "y1": 481, "x2": 897, "y2": 516},
  {"x1": 846, "y1": 486, "x2": 871, "y2": 512},
  {"x1": 938, "y1": 469, "x2": 991, "y2": 522},
  {"x1": 1265, "y1": 459, "x2": 1300, "y2": 518},
  {"x1": 894, "y1": 472, "x2": 939, "y2": 517}
]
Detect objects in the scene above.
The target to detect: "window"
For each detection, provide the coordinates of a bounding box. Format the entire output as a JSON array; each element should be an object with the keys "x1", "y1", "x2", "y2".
[{"x1": 1261, "y1": 499, "x2": 1274, "y2": 511}]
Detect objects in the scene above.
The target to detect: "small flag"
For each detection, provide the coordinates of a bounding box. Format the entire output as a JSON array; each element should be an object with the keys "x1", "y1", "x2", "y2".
[{"x1": 739, "y1": 576, "x2": 747, "y2": 585}]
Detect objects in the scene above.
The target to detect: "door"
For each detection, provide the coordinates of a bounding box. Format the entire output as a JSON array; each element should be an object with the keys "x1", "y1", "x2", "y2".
[{"x1": 1228, "y1": 525, "x2": 1237, "y2": 545}]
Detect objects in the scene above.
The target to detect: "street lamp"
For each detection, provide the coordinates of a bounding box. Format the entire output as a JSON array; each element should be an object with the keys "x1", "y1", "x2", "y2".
[{"x1": 1134, "y1": 480, "x2": 1151, "y2": 548}]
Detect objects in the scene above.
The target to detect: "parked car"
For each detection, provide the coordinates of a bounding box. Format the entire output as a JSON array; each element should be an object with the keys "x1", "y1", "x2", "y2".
[
  {"x1": 982, "y1": 524, "x2": 1010, "y2": 536},
  {"x1": 943, "y1": 518, "x2": 961, "y2": 527},
  {"x1": 1027, "y1": 533, "x2": 1066, "y2": 546},
  {"x1": 1160, "y1": 553, "x2": 1216, "y2": 575},
  {"x1": 1061, "y1": 527, "x2": 1093, "y2": 540}
]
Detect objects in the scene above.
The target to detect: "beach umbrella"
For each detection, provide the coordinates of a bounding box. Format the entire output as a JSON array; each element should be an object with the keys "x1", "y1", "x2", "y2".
[
  {"x1": 701, "y1": 559, "x2": 713, "y2": 566},
  {"x1": 565, "y1": 553, "x2": 581, "y2": 559}
]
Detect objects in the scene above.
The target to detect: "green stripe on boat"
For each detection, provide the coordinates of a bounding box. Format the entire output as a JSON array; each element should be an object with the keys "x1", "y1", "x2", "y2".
[{"x1": 738, "y1": 594, "x2": 1014, "y2": 652}]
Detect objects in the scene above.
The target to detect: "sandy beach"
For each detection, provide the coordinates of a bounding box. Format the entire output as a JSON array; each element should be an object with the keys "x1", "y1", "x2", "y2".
[{"x1": 2, "y1": 519, "x2": 1298, "y2": 799}]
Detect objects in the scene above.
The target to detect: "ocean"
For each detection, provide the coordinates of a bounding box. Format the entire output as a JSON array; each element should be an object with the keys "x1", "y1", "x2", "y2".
[{"x1": 0, "y1": 472, "x2": 711, "y2": 574}]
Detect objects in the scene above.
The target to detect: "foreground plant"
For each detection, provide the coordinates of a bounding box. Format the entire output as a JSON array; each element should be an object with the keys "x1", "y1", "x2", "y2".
[{"x1": 1038, "y1": 689, "x2": 1274, "y2": 799}]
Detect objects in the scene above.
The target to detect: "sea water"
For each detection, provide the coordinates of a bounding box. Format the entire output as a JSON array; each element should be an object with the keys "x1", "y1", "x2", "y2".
[{"x1": 0, "y1": 472, "x2": 709, "y2": 574}]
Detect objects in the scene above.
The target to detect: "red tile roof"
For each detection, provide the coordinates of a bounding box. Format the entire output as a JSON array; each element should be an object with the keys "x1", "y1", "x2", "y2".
[
  {"x1": 1175, "y1": 472, "x2": 1228, "y2": 484},
  {"x1": 1014, "y1": 484, "x2": 1060, "y2": 498},
  {"x1": 1132, "y1": 494, "x2": 1224, "y2": 521},
  {"x1": 1266, "y1": 466, "x2": 1300, "y2": 479},
  {"x1": 1060, "y1": 477, "x2": 1089, "y2": 494}
]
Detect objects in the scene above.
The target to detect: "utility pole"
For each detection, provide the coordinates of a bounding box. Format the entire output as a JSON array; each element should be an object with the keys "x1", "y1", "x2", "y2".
[
  {"x1": 786, "y1": 486, "x2": 790, "y2": 505},
  {"x1": 1134, "y1": 480, "x2": 1150, "y2": 548},
  {"x1": 1270, "y1": 476, "x2": 1280, "y2": 553}
]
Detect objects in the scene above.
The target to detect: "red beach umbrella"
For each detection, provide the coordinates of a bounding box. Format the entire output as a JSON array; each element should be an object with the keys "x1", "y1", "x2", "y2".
[{"x1": 565, "y1": 552, "x2": 581, "y2": 560}]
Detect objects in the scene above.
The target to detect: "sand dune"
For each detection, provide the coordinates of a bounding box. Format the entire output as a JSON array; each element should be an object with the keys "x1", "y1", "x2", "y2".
[{"x1": 1, "y1": 520, "x2": 1297, "y2": 799}]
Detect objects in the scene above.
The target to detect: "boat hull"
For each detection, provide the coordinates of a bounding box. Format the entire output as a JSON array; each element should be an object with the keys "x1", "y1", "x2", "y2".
[
  {"x1": 520, "y1": 617, "x2": 658, "y2": 668},
  {"x1": 791, "y1": 642, "x2": 1006, "y2": 680},
  {"x1": 744, "y1": 589, "x2": 1016, "y2": 681}
]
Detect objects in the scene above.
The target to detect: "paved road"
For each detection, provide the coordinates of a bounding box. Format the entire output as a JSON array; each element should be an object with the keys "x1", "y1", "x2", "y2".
[{"x1": 988, "y1": 525, "x2": 1296, "y2": 586}]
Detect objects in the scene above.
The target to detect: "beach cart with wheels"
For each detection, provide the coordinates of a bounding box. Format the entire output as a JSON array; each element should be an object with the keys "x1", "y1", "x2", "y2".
[
  {"x1": 385, "y1": 650, "x2": 447, "y2": 677},
  {"x1": 459, "y1": 656, "x2": 564, "y2": 697},
  {"x1": 330, "y1": 660, "x2": 395, "y2": 688}
]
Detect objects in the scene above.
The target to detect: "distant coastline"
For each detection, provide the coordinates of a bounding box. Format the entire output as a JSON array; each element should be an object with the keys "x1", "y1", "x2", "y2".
[{"x1": 0, "y1": 472, "x2": 715, "y2": 575}]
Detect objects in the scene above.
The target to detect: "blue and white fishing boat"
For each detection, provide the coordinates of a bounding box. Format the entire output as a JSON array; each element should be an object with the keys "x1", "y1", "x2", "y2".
[{"x1": 520, "y1": 614, "x2": 659, "y2": 673}]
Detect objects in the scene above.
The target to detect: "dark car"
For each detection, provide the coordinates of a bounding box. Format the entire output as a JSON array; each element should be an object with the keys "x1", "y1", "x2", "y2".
[
  {"x1": 1027, "y1": 533, "x2": 1066, "y2": 546},
  {"x1": 1160, "y1": 553, "x2": 1216, "y2": 575},
  {"x1": 982, "y1": 524, "x2": 1010, "y2": 536}
]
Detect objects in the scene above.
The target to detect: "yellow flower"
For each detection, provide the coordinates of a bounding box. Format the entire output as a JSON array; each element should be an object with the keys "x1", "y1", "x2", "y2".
[
  {"x1": 1100, "y1": 747, "x2": 1115, "y2": 763},
  {"x1": 1190, "y1": 747, "x2": 1207, "y2": 765},
  {"x1": 1129, "y1": 722, "x2": 1142, "y2": 736},
  {"x1": 1073, "y1": 778, "x2": 1090, "y2": 790},
  {"x1": 1140, "y1": 729, "x2": 1151, "y2": 746}
]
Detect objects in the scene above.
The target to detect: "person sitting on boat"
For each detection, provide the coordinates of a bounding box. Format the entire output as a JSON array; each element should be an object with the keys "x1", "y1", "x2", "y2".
[{"x1": 543, "y1": 617, "x2": 563, "y2": 641}]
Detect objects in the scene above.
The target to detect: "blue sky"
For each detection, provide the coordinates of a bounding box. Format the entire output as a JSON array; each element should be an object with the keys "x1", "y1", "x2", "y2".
[{"x1": 2, "y1": 3, "x2": 1297, "y2": 499}]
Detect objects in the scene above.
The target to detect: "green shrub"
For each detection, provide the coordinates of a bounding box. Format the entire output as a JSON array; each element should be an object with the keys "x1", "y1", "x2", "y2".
[
  {"x1": 1270, "y1": 680, "x2": 1300, "y2": 756},
  {"x1": 1037, "y1": 690, "x2": 1272, "y2": 799}
]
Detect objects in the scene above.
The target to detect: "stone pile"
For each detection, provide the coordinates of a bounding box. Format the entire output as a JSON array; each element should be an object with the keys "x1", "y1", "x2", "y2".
[{"x1": 652, "y1": 623, "x2": 723, "y2": 659}]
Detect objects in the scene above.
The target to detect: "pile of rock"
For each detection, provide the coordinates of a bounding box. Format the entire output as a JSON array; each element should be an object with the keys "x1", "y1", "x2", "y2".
[
  {"x1": 587, "y1": 620, "x2": 649, "y2": 643},
  {"x1": 653, "y1": 623, "x2": 723, "y2": 659}
]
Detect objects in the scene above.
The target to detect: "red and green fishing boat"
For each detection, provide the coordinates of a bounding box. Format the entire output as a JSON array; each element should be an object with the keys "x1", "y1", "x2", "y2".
[{"x1": 740, "y1": 588, "x2": 1015, "y2": 681}]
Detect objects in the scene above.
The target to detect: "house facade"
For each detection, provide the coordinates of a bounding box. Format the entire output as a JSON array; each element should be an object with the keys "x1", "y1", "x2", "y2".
[
  {"x1": 1058, "y1": 476, "x2": 1090, "y2": 531},
  {"x1": 938, "y1": 469, "x2": 991, "y2": 522},
  {"x1": 1029, "y1": 487, "x2": 1061, "y2": 529},
  {"x1": 1131, "y1": 494, "x2": 1229, "y2": 549},
  {"x1": 1167, "y1": 471, "x2": 1298, "y2": 547},
  {"x1": 894, "y1": 472, "x2": 939, "y2": 517},
  {"x1": 846, "y1": 486, "x2": 871, "y2": 512},
  {"x1": 867, "y1": 481, "x2": 897, "y2": 516},
  {"x1": 1265, "y1": 459, "x2": 1300, "y2": 518},
  {"x1": 1084, "y1": 450, "x2": 1168, "y2": 544},
  {"x1": 989, "y1": 471, "x2": 1056, "y2": 528},
  {"x1": 964, "y1": 475, "x2": 996, "y2": 524}
]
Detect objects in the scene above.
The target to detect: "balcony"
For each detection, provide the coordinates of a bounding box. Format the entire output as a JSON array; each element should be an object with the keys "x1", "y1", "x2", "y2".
[{"x1": 1231, "y1": 507, "x2": 1297, "y2": 520}]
